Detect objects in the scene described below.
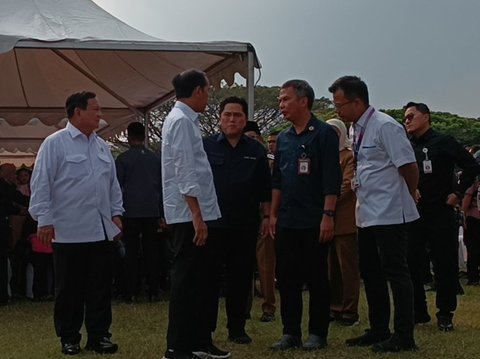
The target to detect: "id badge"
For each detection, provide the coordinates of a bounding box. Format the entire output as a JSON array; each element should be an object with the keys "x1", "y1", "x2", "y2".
[
  {"x1": 351, "y1": 175, "x2": 360, "y2": 190},
  {"x1": 423, "y1": 160, "x2": 433, "y2": 174},
  {"x1": 298, "y1": 158, "x2": 310, "y2": 175}
]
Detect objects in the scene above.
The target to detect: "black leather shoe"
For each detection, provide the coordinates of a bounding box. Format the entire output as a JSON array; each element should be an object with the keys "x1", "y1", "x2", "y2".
[
  {"x1": 162, "y1": 349, "x2": 202, "y2": 359},
  {"x1": 228, "y1": 331, "x2": 252, "y2": 344},
  {"x1": 345, "y1": 329, "x2": 391, "y2": 347},
  {"x1": 372, "y1": 336, "x2": 417, "y2": 353},
  {"x1": 437, "y1": 315, "x2": 454, "y2": 332},
  {"x1": 193, "y1": 344, "x2": 231, "y2": 359},
  {"x1": 338, "y1": 317, "x2": 359, "y2": 327},
  {"x1": 85, "y1": 337, "x2": 118, "y2": 354},
  {"x1": 61, "y1": 343, "x2": 81, "y2": 355},
  {"x1": 270, "y1": 334, "x2": 302, "y2": 351},
  {"x1": 260, "y1": 312, "x2": 275, "y2": 322},
  {"x1": 302, "y1": 334, "x2": 327, "y2": 351}
]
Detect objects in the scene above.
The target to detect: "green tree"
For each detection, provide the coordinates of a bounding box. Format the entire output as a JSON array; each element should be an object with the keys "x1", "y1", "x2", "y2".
[
  {"x1": 384, "y1": 109, "x2": 480, "y2": 145},
  {"x1": 109, "y1": 84, "x2": 335, "y2": 153}
]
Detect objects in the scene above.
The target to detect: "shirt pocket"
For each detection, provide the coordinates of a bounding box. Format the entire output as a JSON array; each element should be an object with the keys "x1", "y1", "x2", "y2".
[
  {"x1": 65, "y1": 154, "x2": 89, "y2": 178},
  {"x1": 208, "y1": 153, "x2": 225, "y2": 167},
  {"x1": 359, "y1": 145, "x2": 379, "y2": 162},
  {"x1": 97, "y1": 153, "x2": 112, "y2": 178}
]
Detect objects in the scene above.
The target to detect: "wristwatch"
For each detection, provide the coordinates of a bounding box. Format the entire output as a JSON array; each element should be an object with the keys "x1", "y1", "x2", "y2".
[{"x1": 323, "y1": 209, "x2": 335, "y2": 217}]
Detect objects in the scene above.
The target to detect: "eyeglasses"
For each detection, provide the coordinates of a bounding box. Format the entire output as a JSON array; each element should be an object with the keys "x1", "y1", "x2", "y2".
[
  {"x1": 334, "y1": 100, "x2": 354, "y2": 110},
  {"x1": 403, "y1": 113, "x2": 416, "y2": 122}
]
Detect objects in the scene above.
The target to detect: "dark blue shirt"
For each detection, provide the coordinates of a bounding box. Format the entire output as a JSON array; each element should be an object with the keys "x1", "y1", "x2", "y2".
[
  {"x1": 272, "y1": 116, "x2": 342, "y2": 229},
  {"x1": 203, "y1": 133, "x2": 271, "y2": 229},
  {"x1": 116, "y1": 145, "x2": 161, "y2": 218}
]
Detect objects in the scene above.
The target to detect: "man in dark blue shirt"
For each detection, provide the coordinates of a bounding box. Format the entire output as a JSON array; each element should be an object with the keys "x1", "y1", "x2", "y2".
[
  {"x1": 269, "y1": 80, "x2": 342, "y2": 351},
  {"x1": 116, "y1": 122, "x2": 162, "y2": 303},
  {"x1": 203, "y1": 97, "x2": 271, "y2": 346}
]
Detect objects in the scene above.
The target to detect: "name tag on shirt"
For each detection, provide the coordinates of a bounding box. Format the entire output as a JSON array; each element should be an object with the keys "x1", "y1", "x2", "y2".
[
  {"x1": 298, "y1": 158, "x2": 310, "y2": 175},
  {"x1": 423, "y1": 160, "x2": 433, "y2": 174}
]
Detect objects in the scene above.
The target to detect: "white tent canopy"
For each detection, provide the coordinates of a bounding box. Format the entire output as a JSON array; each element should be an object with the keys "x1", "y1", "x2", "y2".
[{"x1": 0, "y1": 0, "x2": 260, "y2": 161}]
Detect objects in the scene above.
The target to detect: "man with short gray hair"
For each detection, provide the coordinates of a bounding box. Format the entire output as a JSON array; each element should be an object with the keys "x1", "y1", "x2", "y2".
[{"x1": 269, "y1": 79, "x2": 342, "y2": 352}]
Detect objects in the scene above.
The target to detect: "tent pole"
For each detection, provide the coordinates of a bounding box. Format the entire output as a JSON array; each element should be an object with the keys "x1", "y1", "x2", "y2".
[
  {"x1": 247, "y1": 51, "x2": 255, "y2": 122},
  {"x1": 144, "y1": 112, "x2": 150, "y2": 148}
]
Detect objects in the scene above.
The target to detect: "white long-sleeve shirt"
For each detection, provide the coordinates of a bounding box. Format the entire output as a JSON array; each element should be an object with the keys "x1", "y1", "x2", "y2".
[
  {"x1": 29, "y1": 122, "x2": 124, "y2": 243},
  {"x1": 161, "y1": 101, "x2": 221, "y2": 224}
]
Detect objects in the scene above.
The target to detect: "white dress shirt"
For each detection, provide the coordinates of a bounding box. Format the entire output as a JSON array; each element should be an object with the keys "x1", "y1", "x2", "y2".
[
  {"x1": 29, "y1": 122, "x2": 124, "y2": 243},
  {"x1": 351, "y1": 106, "x2": 419, "y2": 227},
  {"x1": 161, "y1": 101, "x2": 221, "y2": 224}
]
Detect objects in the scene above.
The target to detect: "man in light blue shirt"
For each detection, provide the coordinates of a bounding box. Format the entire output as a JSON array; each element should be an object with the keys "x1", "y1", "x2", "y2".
[
  {"x1": 29, "y1": 91, "x2": 123, "y2": 356},
  {"x1": 329, "y1": 76, "x2": 419, "y2": 353},
  {"x1": 161, "y1": 69, "x2": 227, "y2": 359}
]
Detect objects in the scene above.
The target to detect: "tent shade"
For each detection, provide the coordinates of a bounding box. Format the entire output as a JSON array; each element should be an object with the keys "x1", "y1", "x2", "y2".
[{"x1": 0, "y1": 0, "x2": 260, "y2": 154}]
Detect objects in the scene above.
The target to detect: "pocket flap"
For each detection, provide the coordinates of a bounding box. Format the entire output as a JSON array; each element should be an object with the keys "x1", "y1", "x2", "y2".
[{"x1": 65, "y1": 154, "x2": 87, "y2": 163}]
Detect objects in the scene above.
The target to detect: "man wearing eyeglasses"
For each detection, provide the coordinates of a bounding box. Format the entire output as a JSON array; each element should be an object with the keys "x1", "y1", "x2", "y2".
[
  {"x1": 403, "y1": 102, "x2": 480, "y2": 332},
  {"x1": 328, "y1": 76, "x2": 419, "y2": 353}
]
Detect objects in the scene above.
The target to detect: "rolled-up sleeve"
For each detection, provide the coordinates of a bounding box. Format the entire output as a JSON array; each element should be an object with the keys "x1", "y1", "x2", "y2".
[
  {"x1": 170, "y1": 118, "x2": 201, "y2": 197},
  {"x1": 321, "y1": 127, "x2": 342, "y2": 196}
]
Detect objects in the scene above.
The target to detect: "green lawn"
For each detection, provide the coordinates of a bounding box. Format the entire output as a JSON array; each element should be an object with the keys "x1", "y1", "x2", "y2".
[{"x1": 1, "y1": 282, "x2": 479, "y2": 359}]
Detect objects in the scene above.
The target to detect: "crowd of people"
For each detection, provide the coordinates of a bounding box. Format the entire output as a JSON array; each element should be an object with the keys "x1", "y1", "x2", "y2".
[{"x1": 1, "y1": 70, "x2": 480, "y2": 358}]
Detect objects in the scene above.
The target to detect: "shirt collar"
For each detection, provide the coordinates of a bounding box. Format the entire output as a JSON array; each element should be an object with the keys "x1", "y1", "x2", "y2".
[
  {"x1": 175, "y1": 101, "x2": 199, "y2": 124},
  {"x1": 66, "y1": 121, "x2": 97, "y2": 140},
  {"x1": 355, "y1": 106, "x2": 375, "y2": 129},
  {"x1": 286, "y1": 114, "x2": 318, "y2": 135},
  {"x1": 411, "y1": 127, "x2": 434, "y2": 143},
  {"x1": 216, "y1": 132, "x2": 247, "y2": 144},
  {"x1": 130, "y1": 144, "x2": 146, "y2": 149}
]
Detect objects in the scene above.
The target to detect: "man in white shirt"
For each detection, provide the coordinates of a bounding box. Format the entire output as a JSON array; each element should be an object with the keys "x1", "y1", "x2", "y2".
[
  {"x1": 328, "y1": 76, "x2": 419, "y2": 353},
  {"x1": 161, "y1": 69, "x2": 228, "y2": 359},
  {"x1": 29, "y1": 91, "x2": 123, "y2": 355}
]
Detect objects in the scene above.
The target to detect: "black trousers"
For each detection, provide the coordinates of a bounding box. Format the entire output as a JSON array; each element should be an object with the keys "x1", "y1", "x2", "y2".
[
  {"x1": 0, "y1": 223, "x2": 9, "y2": 303},
  {"x1": 166, "y1": 222, "x2": 210, "y2": 352},
  {"x1": 275, "y1": 226, "x2": 330, "y2": 338},
  {"x1": 9, "y1": 238, "x2": 28, "y2": 296},
  {"x1": 408, "y1": 205, "x2": 458, "y2": 318},
  {"x1": 464, "y1": 216, "x2": 480, "y2": 283},
  {"x1": 358, "y1": 224, "x2": 414, "y2": 339},
  {"x1": 53, "y1": 240, "x2": 114, "y2": 344},
  {"x1": 204, "y1": 226, "x2": 258, "y2": 334},
  {"x1": 31, "y1": 252, "x2": 54, "y2": 299},
  {"x1": 123, "y1": 217, "x2": 160, "y2": 297}
]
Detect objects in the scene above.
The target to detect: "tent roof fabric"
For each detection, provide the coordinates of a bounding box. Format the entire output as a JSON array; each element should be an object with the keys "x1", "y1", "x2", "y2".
[{"x1": 0, "y1": 0, "x2": 260, "y2": 154}]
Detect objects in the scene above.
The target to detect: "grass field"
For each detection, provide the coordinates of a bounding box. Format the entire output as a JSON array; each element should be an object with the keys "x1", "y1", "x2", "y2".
[{"x1": 1, "y1": 282, "x2": 479, "y2": 359}]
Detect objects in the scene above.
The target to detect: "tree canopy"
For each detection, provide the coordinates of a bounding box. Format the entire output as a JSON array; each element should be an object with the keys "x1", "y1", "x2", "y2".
[
  {"x1": 110, "y1": 85, "x2": 480, "y2": 155},
  {"x1": 383, "y1": 109, "x2": 480, "y2": 146}
]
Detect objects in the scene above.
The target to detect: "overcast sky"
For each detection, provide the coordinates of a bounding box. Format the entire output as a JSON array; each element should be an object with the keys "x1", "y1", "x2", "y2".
[{"x1": 94, "y1": 0, "x2": 480, "y2": 118}]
